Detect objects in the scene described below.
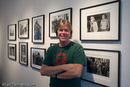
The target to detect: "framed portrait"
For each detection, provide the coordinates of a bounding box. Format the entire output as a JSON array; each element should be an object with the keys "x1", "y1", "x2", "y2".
[
  {"x1": 19, "y1": 42, "x2": 28, "y2": 66},
  {"x1": 32, "y1": 15, "x2": 45, "y2": 44},
  {"x1": 8, "y1": 24, "x2": 16, "y2": 41},
  {"x1": 30, "y1": 47, "x2": 46, "y2": 70},
  {"x1": 80, "y1": 1, "x2": 120, "y2": 41},
  {"x1": 8, "y1": 43, "x2": 16, "y2": 61},
  {"x1": 49, "y1": 8, "x2": 72, "y2": 38},
  {"x1": 18, "y1": 19, "x2": 29, "y2": 39},
  {"x1": 82, "y1": 48, "x2": 120, "y2": 87}
]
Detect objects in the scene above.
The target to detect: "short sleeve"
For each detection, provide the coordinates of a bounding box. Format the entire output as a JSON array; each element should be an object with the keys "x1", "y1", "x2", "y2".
[
  {"x1": 42, "y1": 46, "x2": 53, "y2": 66},
  {"x1": 73, "y1": 44, "x2": 86, "y2": 66}
]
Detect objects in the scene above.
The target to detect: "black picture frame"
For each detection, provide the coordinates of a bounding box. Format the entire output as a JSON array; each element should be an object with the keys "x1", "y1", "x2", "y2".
[
  {"x1": 49, "y1": 7, "x2": 72, "y2": 38},
  {"x1": 82, "y1": 48, "x2": 120, "y2": 87},
  {"x1": 8, "y1": 43, "x2": 16, "y2": 61},
  {"x1": 18, "y1": 18, "x2": 29, "y2": 39},
  {"x1": 32, "y1": 15, "x2": 45, "y2": 44},
  {"x1": 80, "y1": 1, "x2": 120, "y2": 41},
  {"x1": 8, "y1": 24, "x2": 16, "y2": 41},
  {"x1": 30, "y1": 47, "x2": 46, "y2": 70},
  {"x1": 19, "y1": 42, "x2": 28, "y2": 66}
]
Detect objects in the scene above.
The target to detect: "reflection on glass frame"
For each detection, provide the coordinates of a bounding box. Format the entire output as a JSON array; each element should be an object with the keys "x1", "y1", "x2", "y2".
[
  {"x1": 32, "y1": 15, "x2": 45, "y2": 44},
  {"x1": 8, "y1": 43, "x2": 16, "y2": 61},
  {"x1": 19, "y1": 42, "x2": 28, "y2": 66},
  {"x1": 30, "y1": 47, "x2": 46, "y2": 70},
  {"x1": 82, "y1": 48, "x2": 120, "y2": 87},
  {"x1": 80, "y1": 1, "x2": 120, "y2": 41},
  {"x1": 8, "y1": 24, "x2": 16, "y2": 41},
  {"x1": 49, "y1": 8, "x2": 72, "y2": 38},
  {"x1": 18, "y1": 19, "x2": 29, "y2": 39}
]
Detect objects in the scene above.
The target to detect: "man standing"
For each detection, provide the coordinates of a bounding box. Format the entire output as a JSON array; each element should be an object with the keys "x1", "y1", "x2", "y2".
[{"x1": 40, "y1": 19, "x2": 86, "y2": 87}]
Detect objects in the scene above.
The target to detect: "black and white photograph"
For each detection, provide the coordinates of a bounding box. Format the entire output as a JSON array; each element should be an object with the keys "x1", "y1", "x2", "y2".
[
  {"x1": 80, "y1": 1, "x2": 119, "y2": 41},
  {"x1": 18, "y1": 19, "x2": 29, "y2": 39},
  {"x1": 8, "y1": 43, "x2": 16, "y2": 61},
  {"x1": 87, "y1": 56, "x2": 110, "y2": 77},
  {"x1": 49, "y1": 8, "x2": 72, "y2": 37},
  {"x1": 87, "y1": 13, "x2": 110, "y2": 33},
  {"x1": 19, "y1": 42, "x2": 28, "y2": 66},
  {"x1": 8, "y1": 24, "x2": 16, "y2": 41},
  {"x1": 82, "y1": 48, "x2": 120, "y2": 87},
  {"x1": 32, "y1": 15, "x2": 45, "y2": 44},
  {"x1": 30, "y1": 48, "x2": 46, "y2": 70}
]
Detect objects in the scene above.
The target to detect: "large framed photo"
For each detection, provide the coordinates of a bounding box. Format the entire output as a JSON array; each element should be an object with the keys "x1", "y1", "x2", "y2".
[
  {"x1": 32, "y1": 15, "x2": 45, "y2": 44},
  {"x1": 80, "y1": 1, "x2": 120, "y2": 41},
  {"x1": 19, "y1": 42, "x2": 28, "y2": 66},
  {"x1": 30, "y1": 47, "x2": 46, "y2": 70},
  {"x1": 8, "y1": 43, "x2": 16, "y2": 61},
  {"x1": 18, "y1": 19, "x2": 29, "y2": 39},
  {"x1": 49, "y1": 8, "x2": 72, "y2": 38},
  {"x1": 82, "y1": 48, "x2": 120, "y2": 87},
  {"x1": 8, "y1": 24, "x2": 16, "y2": 41}
]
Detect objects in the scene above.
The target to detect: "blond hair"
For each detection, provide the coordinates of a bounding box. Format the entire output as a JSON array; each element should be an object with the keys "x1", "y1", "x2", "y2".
[{"x1": 56, "y1": 19, "x2": 72, "y2": 38}]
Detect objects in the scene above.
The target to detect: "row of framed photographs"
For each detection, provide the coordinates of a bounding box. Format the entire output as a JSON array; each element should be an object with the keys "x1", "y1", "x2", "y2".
[
  {"x1": 8, "y1": 15, "x2": 45, "y2": 44},
  {"x1": 8, "y1": 42, "x2": 120, "y2": 87},
  {"x1": 8, "y1": 0, "x2": 120, "y2": 42},
  {"x1": 8, "y1": 42, "x2": 46, "y2": 70}
]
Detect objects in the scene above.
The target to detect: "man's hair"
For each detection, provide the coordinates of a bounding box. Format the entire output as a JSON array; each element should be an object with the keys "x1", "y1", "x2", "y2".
[{"x1": 56, "y1": 19, "x2": 72, "y2": 38}]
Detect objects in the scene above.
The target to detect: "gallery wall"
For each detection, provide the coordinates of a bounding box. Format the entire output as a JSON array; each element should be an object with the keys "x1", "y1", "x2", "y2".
[{"x1": 0, "y1": 0, "x2": 130, "y2": 87}]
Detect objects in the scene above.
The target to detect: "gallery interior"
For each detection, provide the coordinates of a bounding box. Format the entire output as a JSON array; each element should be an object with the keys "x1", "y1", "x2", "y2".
[{"x1": 0, "y1": 0, "x2": 130, "y2": 87}]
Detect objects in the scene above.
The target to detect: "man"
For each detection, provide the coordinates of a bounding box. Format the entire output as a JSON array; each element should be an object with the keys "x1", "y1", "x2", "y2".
[{"x1": 40, "y1": 19, "x2": 86, "y2": 87}]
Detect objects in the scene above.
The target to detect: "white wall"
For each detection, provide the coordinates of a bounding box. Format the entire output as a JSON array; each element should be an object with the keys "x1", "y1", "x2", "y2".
[{"x1": 0, "y1": 0, "x2": 130, "y2": 87}]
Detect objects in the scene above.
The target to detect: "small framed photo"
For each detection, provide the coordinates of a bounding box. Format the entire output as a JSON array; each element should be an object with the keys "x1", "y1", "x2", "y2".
[
  {"x1": 80, "y1": 1, "x2": 120, "y2": 41},
  {"x1": 8, "y1": 24, "x2": 16, "y2": 41},
  {"x1": 30, "y1": 47, "x2": 46, "y2": 70},
  {"x1": 8, "y1": 43, "x2": 16, "y2": 61},
  {"x1": 19, "y1": 42, "x2": 28, "y2": 66},
  {"x1": 82, "y1": 48, "x2": 120, "y2": 87},
  {"x1": 18, "y1": 19, "x2": 29, "y2": 39},
  {"x1": 32, "y1": 15, "x2": 45, "y2": 44},
  {"x1": 49, "y1": 8, "x2": 72, "y2": 38}
]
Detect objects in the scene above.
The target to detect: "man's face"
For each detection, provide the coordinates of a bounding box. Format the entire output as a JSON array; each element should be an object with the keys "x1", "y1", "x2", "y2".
[{"x1": 57, "y1": 25, "x2": 71, "y2": 42}]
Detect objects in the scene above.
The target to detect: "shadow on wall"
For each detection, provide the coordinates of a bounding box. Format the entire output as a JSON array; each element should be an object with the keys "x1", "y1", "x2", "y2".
[{"x1": 0, "y1": 66, "x2": 4, "y2": 87}]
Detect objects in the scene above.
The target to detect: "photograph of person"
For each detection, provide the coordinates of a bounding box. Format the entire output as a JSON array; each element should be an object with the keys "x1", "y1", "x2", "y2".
[
  {"x1": 87, "y1": 57, "x2": 110, "y2": 77},
  {"x1": 87, "y1": 12, "x2": 110, "y2": 33},
  {"x1": 100, "y1": 14, "x2": 110, "y2": 31},
  {"x1": 34, "y1": 21, "x2": 41, "y2": 40},
  {"x1": 21, "y1": 45, "x2": 27, "y2": 63}
]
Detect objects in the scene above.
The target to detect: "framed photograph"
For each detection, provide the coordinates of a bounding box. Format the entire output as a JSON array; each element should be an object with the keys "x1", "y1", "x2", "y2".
[
  {"x1": 30, "y1": 47, "x2": 46, "y2": 70},
  {"x1": 32, "y1": 15, "x2": 45, "y2": 44},
  {"x1": 19, "y1": 42, "x2": 28, "y2": 66},
  {"x1": 8, "y1": 24, "x2": 16, "y2": 41},
  {"x1": 49, "y1": 8, "x2": 72, "y2": 38},
  {"x1": 80, "y1": 1, "x2": 120, "y2": 41},
  {"x1": 8, "y1": 43, "x2": 16, "y2": 61},
  {"x1": 18, "y1": 19, "x2": 29, "y2": 39},
  {"x1": 82, "y1": 48, "x2": 120, "y2": 87}
]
